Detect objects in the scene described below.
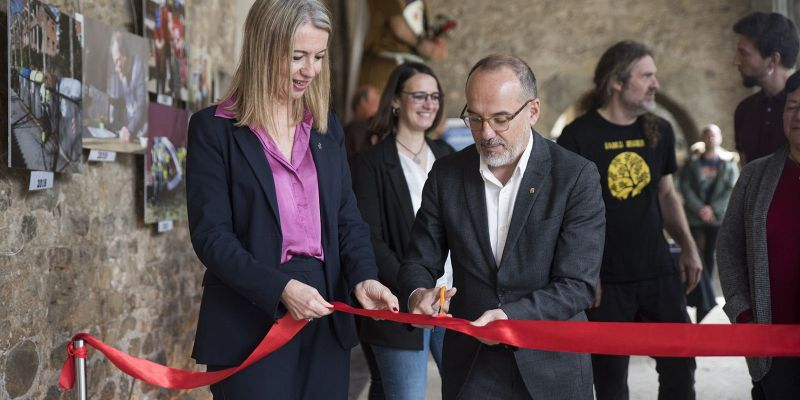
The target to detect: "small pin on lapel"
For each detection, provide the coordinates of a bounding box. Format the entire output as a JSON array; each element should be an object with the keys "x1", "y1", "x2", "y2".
[
  {"x1": 529, "y1": 187, "x2": 535, "y2": 194},
  {"x1": 317, "y1": 142, "x2": 323, "y2": 150}
]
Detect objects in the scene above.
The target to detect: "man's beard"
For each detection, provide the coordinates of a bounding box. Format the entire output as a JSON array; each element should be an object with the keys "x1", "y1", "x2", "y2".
[
  {"x1": 741, "y1": 75, "x2": 759, "y2": 88},
  {"x1": 478, "y1": 138, "x2": 521, "y2": 167}
]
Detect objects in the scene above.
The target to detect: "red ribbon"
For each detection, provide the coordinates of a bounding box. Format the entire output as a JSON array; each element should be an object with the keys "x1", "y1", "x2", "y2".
[{"x1": 59, "y1": 302, "x2": 800, "y2": 392}]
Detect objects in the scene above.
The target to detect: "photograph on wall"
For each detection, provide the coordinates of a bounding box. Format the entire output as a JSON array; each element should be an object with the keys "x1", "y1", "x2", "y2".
[
  {"x1": 188, "y1": 45, "x2": 212, "y2": 112},
  {"x1": 143, "y1": 0, "x2": 188, "y2": 101},
  {"x1": 144, "y1": 102, "x2": 188, "y2": 224},
  {"x1": 81, "y1": 17, "x2": 149, "y2": 153},
  {"x1": 8, "y1": 0, "x2": 83, "y2": 173}
]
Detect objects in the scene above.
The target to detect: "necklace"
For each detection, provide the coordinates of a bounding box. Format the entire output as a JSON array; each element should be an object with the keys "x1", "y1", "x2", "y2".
[{"x1": 396, "y1": 137, "x2": 426, "y2": 164}]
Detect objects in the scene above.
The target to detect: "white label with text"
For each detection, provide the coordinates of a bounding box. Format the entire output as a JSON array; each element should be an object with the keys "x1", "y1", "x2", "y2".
[
  {"x1": 28, "y1": 171, "x2": 54, "y2": 191},
  {"x1": 88, "y1": 150, "x2": 117, "y2": 162},
  {"x1": 157, "y1": 220, "x2": 174, "y2": 232}
]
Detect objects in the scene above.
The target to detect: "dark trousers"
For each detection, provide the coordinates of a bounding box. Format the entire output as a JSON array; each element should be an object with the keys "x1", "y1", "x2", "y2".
[
  {"x1": 587, "y1": 275, "x2": 696, "y2": 400},
  {"x1": 687, "y1": 226, "x2": 719, "y2": 322},
  {"x1": 456, "y1": 344, "x2": 532, "y2": 400},
  {"x1": 207, "y1": 260, "x2": 350, "y2": 400},
  {"x1": 752, "y1": 357, "x2": 800, "y2": 400}
]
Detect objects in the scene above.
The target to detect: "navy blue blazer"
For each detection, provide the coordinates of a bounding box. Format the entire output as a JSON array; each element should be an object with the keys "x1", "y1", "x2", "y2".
[{"x1": 186, "y1": 106, "x2": 378, "y2": 365}]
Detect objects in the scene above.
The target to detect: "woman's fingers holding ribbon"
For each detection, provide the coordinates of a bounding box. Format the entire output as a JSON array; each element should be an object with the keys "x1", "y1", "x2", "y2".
[
  {"x1": 354, "y1": 279, "x2": 400, "y2": 315},
  {"x1": 280, "y1": 279, "x2": 334, "y2": 321}
]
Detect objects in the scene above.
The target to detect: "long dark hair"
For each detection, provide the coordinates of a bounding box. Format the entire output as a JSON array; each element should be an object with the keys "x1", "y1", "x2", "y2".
[
  {"x1": 369, "y1": 62, "x2": 445, "y2": 140},
  {"x1": 579, "y1": 40, "x2": 660, "y2": 147}
]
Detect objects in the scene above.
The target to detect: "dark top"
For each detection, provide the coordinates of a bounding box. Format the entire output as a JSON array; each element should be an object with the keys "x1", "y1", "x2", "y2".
[
  {"x1": 558, "y1": 110, "x2": 677, "y2": 282},
  {"x1": 186, "y1": 107, "x2": 378, "y2": 365},
  {"x1": 734, "y1": 90, "x2": 788, "y2": 164},
  {"x1": 353, "y1": 135, "x2": 454, "y2": 349},
  {"x1": 766, "y1": 159, "x2": 800, "y2": 324}
]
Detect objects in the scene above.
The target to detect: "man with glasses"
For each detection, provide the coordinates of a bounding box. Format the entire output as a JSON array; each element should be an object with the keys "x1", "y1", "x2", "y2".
[
  {"x1": 558, "y1": 40, "x2": 701, "y2": 400},
  {"x1": 398, "y1": 54, "x2": 605, "y2": 399}
]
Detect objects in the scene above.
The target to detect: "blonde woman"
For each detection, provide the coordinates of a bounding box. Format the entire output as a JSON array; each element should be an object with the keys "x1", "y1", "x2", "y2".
[{"x1": 185, "y1": 1, "x2": 398, "y2": 398}]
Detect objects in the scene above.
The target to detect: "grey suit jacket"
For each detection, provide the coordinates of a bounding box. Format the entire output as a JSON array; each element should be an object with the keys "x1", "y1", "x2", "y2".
[
  {"x1": 717, "y1": 145, "x2": 789, "y2": 381},
  {"x1": 398, "y1": 130, "x2": 605, "y2": 399}
]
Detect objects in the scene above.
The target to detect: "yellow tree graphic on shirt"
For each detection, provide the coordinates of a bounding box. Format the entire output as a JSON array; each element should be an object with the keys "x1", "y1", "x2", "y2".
[{"x1": 607, "y1": 152, "x2": 651, "y2": 200}]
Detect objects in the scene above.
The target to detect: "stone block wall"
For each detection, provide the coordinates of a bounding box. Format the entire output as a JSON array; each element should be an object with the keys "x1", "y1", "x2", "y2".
[
  {"x1": 0, "y1": 0, "x2": 240, "y2": 398},
  {"x1": 427, "y1": 0, "x2": 756, "y2": 147}
]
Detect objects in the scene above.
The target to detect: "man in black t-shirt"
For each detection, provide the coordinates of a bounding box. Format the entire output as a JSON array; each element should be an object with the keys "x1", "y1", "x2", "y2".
[{"x1": 558, "y1": 40, "x2": 702, "y2": 400}]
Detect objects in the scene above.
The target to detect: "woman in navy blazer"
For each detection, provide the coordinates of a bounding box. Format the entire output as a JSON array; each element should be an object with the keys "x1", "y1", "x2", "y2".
[{"x1": 185, "y1": 1, "x2": 397, "y2": 399}]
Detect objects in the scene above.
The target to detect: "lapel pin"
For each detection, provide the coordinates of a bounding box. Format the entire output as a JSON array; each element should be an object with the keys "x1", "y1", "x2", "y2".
[
  {"x1": 529, "y1": 187, "x2": 535, "y2": 194},
  {"x1": 317, "y1": 142, "x2": 323, "y2": 150}
]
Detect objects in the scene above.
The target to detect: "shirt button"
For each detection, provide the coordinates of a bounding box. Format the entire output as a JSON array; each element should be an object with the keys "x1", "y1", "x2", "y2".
[{"x1": 767, "y1": 107, "x2": 771, "y2": 112}]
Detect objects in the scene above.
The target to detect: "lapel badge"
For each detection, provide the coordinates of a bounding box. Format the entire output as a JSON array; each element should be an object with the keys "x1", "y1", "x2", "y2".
[
  {"x1": 529, "y1": 187, "x2": 535, "y2": 194},
  {"x1": 317, "y1": 142, "x2": 323, "y2": 150}
]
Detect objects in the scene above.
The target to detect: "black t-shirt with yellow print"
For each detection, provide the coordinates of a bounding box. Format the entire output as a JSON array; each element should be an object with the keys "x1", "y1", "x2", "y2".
[{"x1": 558, "y1": 109, "x2": 677, "y2": 282}]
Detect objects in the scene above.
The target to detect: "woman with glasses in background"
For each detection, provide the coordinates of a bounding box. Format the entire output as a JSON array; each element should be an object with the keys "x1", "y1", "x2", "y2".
[{"x1": 353, "y1": 62, "x2": 454, "y2": 399}]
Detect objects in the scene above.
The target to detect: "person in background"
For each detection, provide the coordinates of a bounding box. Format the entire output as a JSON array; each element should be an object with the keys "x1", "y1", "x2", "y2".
[
  {"x1": 185, "y1": 1, "x2": 398, "y2": 398},
  {"x1": 679, "y1": 124, "x2": 739, "y2": 322},
  {"x1": 732, "y1": 12, "x2": 799, "y2": 164},
  {"x1": 345, "y1": 84, "x2": 381, "y2": 168},
  {"x1": 558, "y1": 40, "x2": 701, "y2": 400},
  {"x1": 359, "y1": 0, "x2": 446, "y2": 91},
  {"x1": 718, "y1": 70, "x2": 800, "y2": 400},
  {"x1": 354, "y1": 62, "x2": 454, "y2": 400}
]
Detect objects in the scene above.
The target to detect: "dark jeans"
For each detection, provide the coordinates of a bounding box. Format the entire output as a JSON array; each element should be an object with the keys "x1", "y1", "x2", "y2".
[
  {"x1": 587, "y1": 275, "x2": 696, "y2": 400},
  {"x1": 687, "y1": 226, "x2": 719, "y2": 322},
  {"x1": 207, "y1": 260, "x2": 350, "y2": 399},
  {"x1": 752, "y1": 357, "x2": 800, "y2": 399}
]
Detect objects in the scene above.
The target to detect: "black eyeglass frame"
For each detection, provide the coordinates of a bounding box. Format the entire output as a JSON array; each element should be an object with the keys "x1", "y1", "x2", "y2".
[
  {"x1": 459, "y1": 99, "x2": 535, "y2": 133},
  {"x1": 401, "y1": 91, "x2": 443, "y2": 103}
]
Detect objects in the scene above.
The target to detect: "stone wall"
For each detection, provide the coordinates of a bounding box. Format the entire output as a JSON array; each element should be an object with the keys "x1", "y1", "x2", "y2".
[
  {"x1": 0, "y1": 0, "x2": 241, "y2": 399},
  {"x1": 427, "y1": 0, "x2": 756, "y2": 147}
]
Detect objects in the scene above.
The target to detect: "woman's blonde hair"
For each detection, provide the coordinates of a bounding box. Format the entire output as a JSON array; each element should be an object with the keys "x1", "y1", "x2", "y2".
[{"x1": 221, "y1": 0, "x2": 332, "y2": 133}]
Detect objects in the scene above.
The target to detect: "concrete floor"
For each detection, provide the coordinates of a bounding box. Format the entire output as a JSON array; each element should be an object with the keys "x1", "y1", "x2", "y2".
[{"x1": 348, "y1": 274, "x2": 752, "y2": 399}]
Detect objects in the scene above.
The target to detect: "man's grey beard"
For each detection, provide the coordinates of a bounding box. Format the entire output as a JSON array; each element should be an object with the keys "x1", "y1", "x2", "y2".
[{"x1": 477, "y1": 138, "x2": 522, "y2": 167}]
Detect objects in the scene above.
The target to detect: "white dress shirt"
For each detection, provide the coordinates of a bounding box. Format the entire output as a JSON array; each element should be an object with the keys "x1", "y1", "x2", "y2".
[
  {"x1": 477, "y1": 133, "x2": 534, "y2": 266},
  {"x1": 398, "y1": 145, "x2": 453, "y2": 288}
]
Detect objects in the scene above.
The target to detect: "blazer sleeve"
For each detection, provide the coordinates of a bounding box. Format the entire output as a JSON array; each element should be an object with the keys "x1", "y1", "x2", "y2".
[
  {"x1": 353, "y1": 153, "x2": 403, "y2": 290},
  {"x1": 717, "y1": 162, "x2": 754, "y2": 323},
  {"x1": 501, "y1": 161, "x2": 606, "y2": 321},
  {"x1": 186, "y1": 113, "x2": 293, "y2": 319},
  {"x1": 329, "y1": 114, "x2": 379, "y2": 292},
  {"x1": 397, "y1": 161, "x2": 449, "y2": 309}
]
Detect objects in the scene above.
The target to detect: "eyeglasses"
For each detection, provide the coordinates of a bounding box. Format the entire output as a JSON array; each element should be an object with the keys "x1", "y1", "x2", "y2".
[
  {"x1": 402, "y1": 91, "x2": 442, "y2": 104},
  {"x1": 460, "y1": 99, "x2": 534, "y2": 133}
]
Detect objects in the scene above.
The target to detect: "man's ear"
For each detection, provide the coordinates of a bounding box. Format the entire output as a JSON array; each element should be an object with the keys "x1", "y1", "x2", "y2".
[
  {"x1": 611, "y1": 78, "x2": 624, "y2": 93},
  {"x1": 769, "y1": 52, "x2": 782, "y2": 70},
  {"x1": 528, "y1": 98, "x2": 541, "y2": 126}
]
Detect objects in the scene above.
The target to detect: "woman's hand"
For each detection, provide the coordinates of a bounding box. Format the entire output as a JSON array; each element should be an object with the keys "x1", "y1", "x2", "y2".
[
  {"x1": 354, "y1": 279, "x2": 399, "y2": 313},
  {"x1": 280, "y1": 279, "x2": 334, "y2": 321}
]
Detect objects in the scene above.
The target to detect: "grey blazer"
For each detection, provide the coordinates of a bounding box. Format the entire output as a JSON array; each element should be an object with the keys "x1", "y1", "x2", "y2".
[
  {"x1": 717, "y1": 145, "x2": 789, "y2": 381},
  {"x1": 398, "y1": 130, "x2": 605, "y2": 399}
]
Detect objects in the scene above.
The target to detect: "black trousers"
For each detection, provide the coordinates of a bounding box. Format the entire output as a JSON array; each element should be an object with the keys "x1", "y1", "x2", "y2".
[
  {"x1": 587, "y1": 274, "x2": 696, "y2": 400},
  {"x1": 752, "y1": 357, "x2": 800, "y2": 399},
  {"x1": 687, "y1": 226, "x2": 719, "y2": 322},
  {"x1": 207, "y1": 259, "x2": 350, "y2": 400}
]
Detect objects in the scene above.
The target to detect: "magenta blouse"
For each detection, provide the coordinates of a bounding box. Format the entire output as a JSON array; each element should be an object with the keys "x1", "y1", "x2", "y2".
[{"x1": 215, "y1": 100, "x2": 324, "y2": 264}]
